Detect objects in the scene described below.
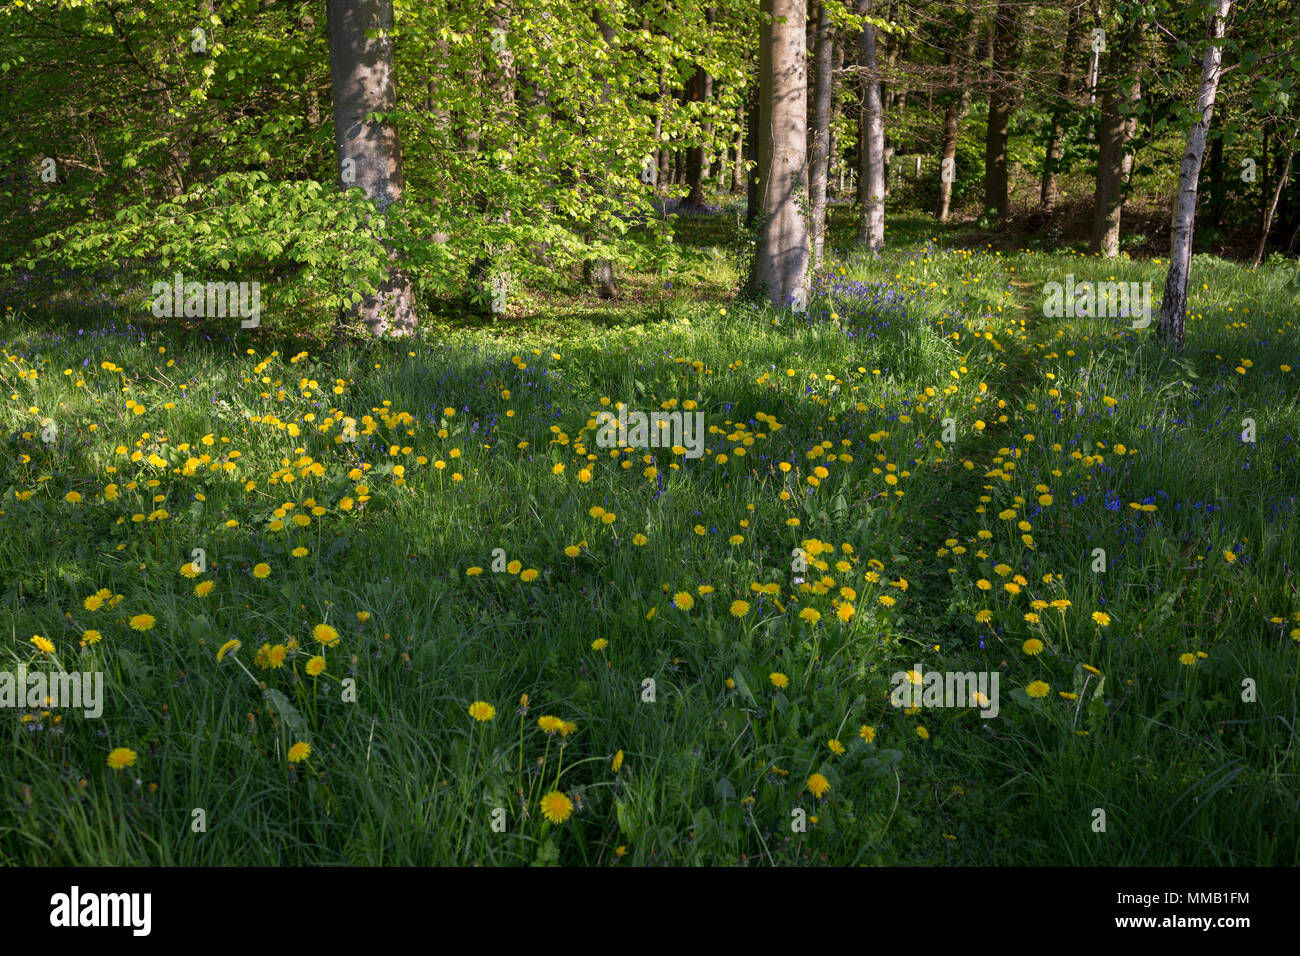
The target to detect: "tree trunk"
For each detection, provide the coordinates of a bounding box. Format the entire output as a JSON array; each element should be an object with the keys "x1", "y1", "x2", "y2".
[
  {"x1": 752, "y1": 0, "x2": 810, "y2": 307},
  {"x1": 732, "y1": 102, "x2": 746, "y2": 193},
  {"x1": 809, "y1": 0, "x2": 834, "y2": 268},
  {"x1": 1158, "y1": 0, "x2": 1234, "y2": 350},
  {"x1": 880, "y1": 29, "x2": 899, "y2": 190},
  {"x1": 657, "y1": 70, "x2": 671, "y2": 190},
  {"x1": 427, "y1": 33, "x2": 451, "y2": 246},
  {"x1": 936, "y1": 13, "x2": 976, "y2": 222},
  {"x1": 745, "y1": 79, "x2": 761, "y2": 227},
  {"x1": 1040, "y1": 1, "x2": 1082, "y2": 211},
  {"x1": 829, "y1": 32, "x2": 844, "y2": 198},
  {"x1": 326, "y1": 0, "x2": 416, "y2": 336},
  {"x1": 685, "y1": 63, "x2": 709, "y2": 207},
  {"x1": 856, "y1": 0, "x2": 885, "y2": 250},
  {"x1": 1090, "y1": 21, "x2": 1145, "y2": 256},
  {"x1": 1250, "y1": 144, "x2": 1293, "y2": 268},
  {"x1": 587, "y1": 7, "x2": 620, "y2": 297},
  {"x1": 983, "y1": 1, "x2": 1020, "y2": 220}
]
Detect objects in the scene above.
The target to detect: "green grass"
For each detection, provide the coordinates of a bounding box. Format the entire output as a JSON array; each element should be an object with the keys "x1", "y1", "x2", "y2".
[{"x1": 2, "y1": 226, "x2": 1299, "y2": 865}]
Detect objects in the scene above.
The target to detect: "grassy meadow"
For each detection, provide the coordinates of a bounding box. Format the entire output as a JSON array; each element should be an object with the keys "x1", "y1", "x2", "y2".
[{"x1": 3, "y1": 212, "x2": 1299, "y2": 865}]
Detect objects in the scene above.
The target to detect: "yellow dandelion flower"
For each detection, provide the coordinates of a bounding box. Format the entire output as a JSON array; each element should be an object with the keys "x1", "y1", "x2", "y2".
[
  {"x1": 107, "y1": 747, "x2": 137, "y2": 770},
  {"x1": 129, "y1": 614, "x2": 155, "y2": 631},
  {"x1": 313, "y1": 623, "x2": 340, "y2": 646},
  {"x1": 806, "y1": 773, "x2": 830, "y2": 798},
  {"x1": 305, "y1": 655, "x2": 326, "y2": 677},
  {"x1": 540, "y1": 791, "x2": 574, "y2": 824},
  {"x1": 538, "y1": 715, "x2": 565, "y2": 734},
  {"x1": 287, "y1": 741, "x2": 311, "y2": 763},
  {"x1": 30, "y1": 635, "x2": 54, "y2": 654},
  {"x1": 1026, "y1": 680, "x2": 1050, "y2": 698},
  {"x1": 769, "y1": 672, "x2": 789, "y2": 689},
  {"x1": 468, "y1": 701, "x2": 496, "y2": 722}
]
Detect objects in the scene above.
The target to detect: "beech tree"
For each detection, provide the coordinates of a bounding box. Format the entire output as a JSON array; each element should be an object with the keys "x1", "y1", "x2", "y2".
[
  {"x1": 1090, "y1": 12, "x2": 1147, "y2": 257},
  {"x1": 808, "y1": 0, "x2": 835, "y2": 267},
  {"x1": 326, "y1": 0, "x2": 416, "y2": 335},
  {"x1": 856, "y1": 0, "x2": 885, "y2": 249},
  {"x1": 752, "y1": 0, "x2": 810, "y2": 307},
  {"x1": 982, "y1": 1, "x2": 1021, "y2": 220}
]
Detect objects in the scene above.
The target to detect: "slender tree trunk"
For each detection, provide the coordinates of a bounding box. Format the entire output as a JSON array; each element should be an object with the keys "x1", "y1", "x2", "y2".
[
  {"x1": 1041, "y1": 1, "x2": 1082, "y2": 211},
  {"x1": 829, "y1": 32, "x2": 844, "y2": 198},
  {"x1": 732, "y1": 102, "x2": 746, "y2": 193},
  {"x1": 326, "y1": 0, "x2": 415, "y2": 336},
  {"x1": 656, "y1": 69, "x2": 671, "y2": 191},
  {"x1": 685, "y1": 65, "x2": 708, "y2": 207},
  {"x1": 880, "y1": 29, "x2": 899, "y2": 190},
  {"x1": 856, "y1": 0, "x2": 885, "y2": 249},
  {"x1": 1091, "y1": 21, "x2": 1145, "y2": 256},
  {"x1": 1251, "y1": 144, "x2": 1293, "y2": 268},
  {"x1": 587, "y1": 6, "x2": 619, "y2": 297},
  {"x1": 745, "y1": 79, "x2": 761, "y2": 226},
  {"x1": 809, "y1": 0, "x2": 834, "y2": 268},
  {"x1": 752, "y1": 0, "x2": 810, "y2": 307},
  {"x1": 427, "y1": 34, "x2": 451, "y2": 246},
  {"x1": 936, "y1": 13, "x2": 976, "y2": 222},
  {"x1": 1158, "y1": 0, "x2": 1234, "y2": 350},
  {"x1": 983, "y1": 1, "x2": 1020, "y2": 219}
]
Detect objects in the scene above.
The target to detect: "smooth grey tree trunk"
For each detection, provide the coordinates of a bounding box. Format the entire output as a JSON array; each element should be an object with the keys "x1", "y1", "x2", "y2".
[
  {"x1": 829, "y1": 33, "x2": 844, "y2": 198},
  {"x1": 1041, "y1": 1, "x2": 1082, "y2": 211},
  {"x1": 1090, "y1": 22, "x2": 1144, "y2": 256},
  {"x1": 1158, "y1": 0, "x2": 1233, "y2": 350},
  {"x1": 856, "y1": 0, "x2": 885, "y2": 250},
  {"x1": 752, "y1": 0, "x2": 810, "y2": 308},
  {"x1": 936, "y1": 14, "x2": 976, "y2": 222},
  {"x1": 809, "y1": 0, "x2": 834, "y2": 268},
  {"x1": 326, "y1": 0, "x2": 416, "y2": 336},
  {"x1": 745, "y1": 78, "x2": 761, "y2": 227},
  {"x1": 587, "y1": 7, "x2": 619, "y2": 298},
  {"x1": 983, "y1": 1, "x2": 1019, "y2": 220}
]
